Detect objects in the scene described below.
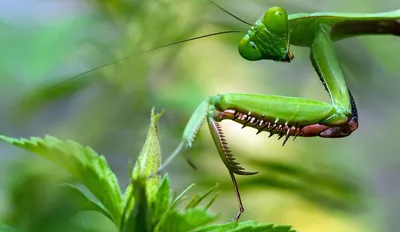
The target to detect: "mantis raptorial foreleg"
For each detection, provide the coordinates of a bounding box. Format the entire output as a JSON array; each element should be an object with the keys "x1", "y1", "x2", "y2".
[{"x1": 159, "y1": 91, "x2": 358, "y2": 220}]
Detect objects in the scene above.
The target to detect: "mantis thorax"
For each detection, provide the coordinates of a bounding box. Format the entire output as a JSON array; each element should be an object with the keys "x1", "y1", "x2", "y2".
[{"x1": 238, "y1": 6, "x2": 294, "y2": 62}]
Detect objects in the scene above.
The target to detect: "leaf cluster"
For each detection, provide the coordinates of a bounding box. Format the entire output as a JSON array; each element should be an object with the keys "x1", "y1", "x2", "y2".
[{"x1": 0, "y1": 109, "x2": 296, "y2": 232}]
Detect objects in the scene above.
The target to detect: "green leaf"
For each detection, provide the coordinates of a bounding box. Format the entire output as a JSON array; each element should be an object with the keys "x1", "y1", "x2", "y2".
[
  {"x1": 121, "y1": 178, "x2": 150, "y2": 232},
  {"x1": 203, "y1": 191, "x2": 220, "y2": 211},
  {"x1": 0, "y1": 135, "x2": 122, "y2": 225},
  {"x1": 193, "y1": 221, "x2": 296, "y2": 232},
  {"x1": 232, "y1": 224, "x2": 296, "y2": 232},
  {"x1": 193, "y1": 221, "x2": 256, "y2": 232},
  {"x1": 59, "y1": 183, "x2": 112, "y2": 221},
  {"x1": 155, "y1": 208, "x2": 216, "y2": 232},
  {"x1": 0, "y1": 225, "x2": 19, "y2": 232},
  {"x1": 150, "y1": 175, "x2": 172, "y2": 226},
  {"x1": 131, "y1": 108, "x2": 163, "y2": 196},
  {"x1": 171, "y1": 183, "x2": 196, "y2": 209},
  {"x1": 123, "y1": 108, "x2": 164, "y2": 222},
  {"x1": 184, "y1": 183, "x2": 219, "y2": 209},
  {"x1": 150, "y1": 178, "x2": 222, "y2": 232}
]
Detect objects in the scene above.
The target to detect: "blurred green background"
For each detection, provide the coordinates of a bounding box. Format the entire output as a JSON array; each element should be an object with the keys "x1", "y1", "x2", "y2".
[{"x1": 0, "y1": 0, "x2": 399, "y2": 231}]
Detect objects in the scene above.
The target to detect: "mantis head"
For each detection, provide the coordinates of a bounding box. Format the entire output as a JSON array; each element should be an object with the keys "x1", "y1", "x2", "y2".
[{"x1": 238, "y1": 6, "x2": 294, "y2": 62}]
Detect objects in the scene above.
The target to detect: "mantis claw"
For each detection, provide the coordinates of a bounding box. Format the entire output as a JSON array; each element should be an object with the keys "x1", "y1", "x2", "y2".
[
  {"x1": 207, "y1": 114, "x2": 259, "y2": 219},
  {"x1": 210, "y1": 119, "x2": 258, "y2": 175}
]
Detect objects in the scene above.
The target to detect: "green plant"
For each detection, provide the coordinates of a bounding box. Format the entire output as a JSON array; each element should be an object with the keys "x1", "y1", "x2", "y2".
[{"x1": 0, "y1": 109, "x2": 296, "y2": 232}]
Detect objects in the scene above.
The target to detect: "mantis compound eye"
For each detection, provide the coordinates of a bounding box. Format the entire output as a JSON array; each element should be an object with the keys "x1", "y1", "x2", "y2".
[
  {"x1": 262, "y1": 6, "x2": 289, "y2": 35},
  {"x1": 260, "y1": 6, "x2": 293, "y2": 62},
  {"x1": 238, "y1": 35, "x2": 263, "y2": 61}
]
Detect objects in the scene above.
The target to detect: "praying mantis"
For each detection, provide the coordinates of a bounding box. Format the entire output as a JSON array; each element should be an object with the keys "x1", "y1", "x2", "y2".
[
  {"x1": 59, "y1": 1, "x2": 400, "y2": 221},
  {"x1": 153, "y1": 4, "x2": 400, "y2": 221}
]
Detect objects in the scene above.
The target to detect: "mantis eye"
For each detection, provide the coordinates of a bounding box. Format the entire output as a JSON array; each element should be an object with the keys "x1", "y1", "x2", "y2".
[
  {"x1": 238, "y1": 36, "x2": 263, "y2": 61},
  {"x1": 262, "y1": 6, "x2": 288, "y2": 35}
]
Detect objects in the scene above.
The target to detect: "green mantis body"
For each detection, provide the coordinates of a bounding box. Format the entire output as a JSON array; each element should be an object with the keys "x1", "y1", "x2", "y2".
[{"x1": 154, "y1": 6, "x2": 400, "y2": 220}]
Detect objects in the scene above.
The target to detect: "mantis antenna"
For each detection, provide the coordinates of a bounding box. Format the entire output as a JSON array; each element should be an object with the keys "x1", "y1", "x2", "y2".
[
  {"x1": 208, "y1": 0, "x2": 252, "y2": 26},
  {"x1": 49, "y1": 0, "x2": 250, "y2": 90},
  {"x1": 49, "y1": 30, "x2": 243, "y2": 90}
]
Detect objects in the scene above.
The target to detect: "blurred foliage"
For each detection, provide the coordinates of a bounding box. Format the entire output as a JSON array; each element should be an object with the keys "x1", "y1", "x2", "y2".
[
  {"x1": 198, "y1": 158, "x2": 363, "y2": 212},
  {"x1": 1, "y1": 0, "x2": 400, "y2": 232}
]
